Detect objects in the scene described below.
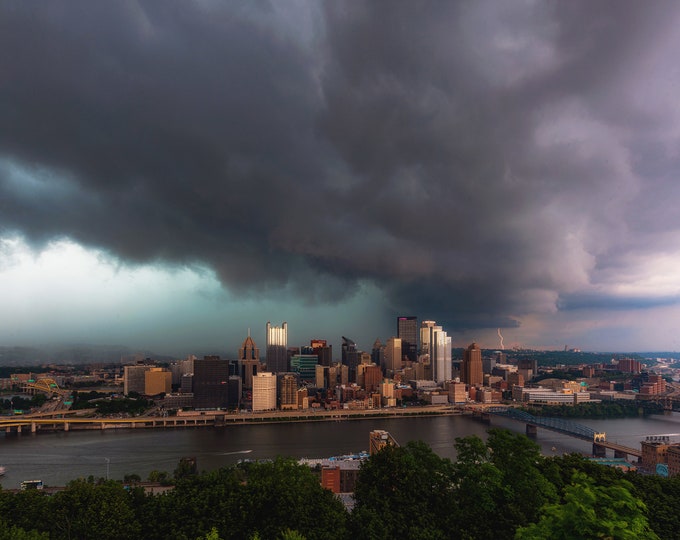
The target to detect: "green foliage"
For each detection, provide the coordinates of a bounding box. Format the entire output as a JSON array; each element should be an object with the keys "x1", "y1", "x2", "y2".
[
  {"x1": 0, "y1": 521, "x2": 48, "y2": 540},
  {"x1": 50, "y1": 479, "x2": 141, "y2": 540},
  {"x1": 515, "y1": 472, "x2": 659, "y2": 540},
  {"x1": 351, "y1": 441, "x2": 455, "y2": 539},
  {"x1": 451, "y1": 430, "x2": 557, "y2": 539},
  {"x1": 526, "y1": 400, "x2": 663, "y2": 419},
  {"x1": 0, "y1": 431, "x2": 672, "y2": 540}
]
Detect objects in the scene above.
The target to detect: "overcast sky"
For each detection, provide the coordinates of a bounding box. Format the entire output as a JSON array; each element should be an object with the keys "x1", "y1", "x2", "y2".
[{"x1": 2, "y1": 1, "x2": 680, "y2": 358}]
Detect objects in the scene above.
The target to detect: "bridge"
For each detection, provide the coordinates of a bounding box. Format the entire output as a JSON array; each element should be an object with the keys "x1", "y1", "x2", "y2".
[{"x1": 485, "y1": 407, "x2": 642, "y2": 460}]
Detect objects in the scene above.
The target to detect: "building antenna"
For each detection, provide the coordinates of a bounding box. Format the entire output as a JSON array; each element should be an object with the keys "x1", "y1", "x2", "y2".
[{"x1": 497, "y1": 328, "x2": 505, "y2": 350}]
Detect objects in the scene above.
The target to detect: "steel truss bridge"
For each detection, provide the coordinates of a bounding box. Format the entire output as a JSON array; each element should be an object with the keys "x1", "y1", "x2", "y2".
[{"x1": 485, "y1": 407, "x2": 641, "y2": 459}]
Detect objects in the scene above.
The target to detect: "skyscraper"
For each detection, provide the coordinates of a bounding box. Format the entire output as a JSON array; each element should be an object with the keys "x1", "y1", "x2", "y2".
[
  {"x1": 239, "y1": 332, "x2": 260, "y2": 390},
  {"x1": 384, "y1": 337, "x2": 402, "y2": 375},
  {"x1": 252, "y1": 372, "x2": 277, "y2": 411},
  {"x1": 193, "y1": 355, "x2": 230, "y2": 409},
  {"x1": 420, "y1": 321, "x2": 452, "y2": 383},
  {"x1": 397, "y1": 316, "x2": 418, "y2": 362},
  {"x1": 341, "y1": 336, "x2": 359, "y2": 383},
  {"x1": 266, "y1": 321, "x2": 288, "y2": 374},
  {"x1": 461, "y1": 342, "x2": 483, "y2": 386},
  {"x1": 311, "y1": 339, "x2": 332, "y2": 367}
]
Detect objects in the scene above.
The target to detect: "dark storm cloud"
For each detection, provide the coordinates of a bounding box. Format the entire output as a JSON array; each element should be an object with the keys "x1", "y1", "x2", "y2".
[{"x1": 2, "y1": 1, "x2": 680, "y2": 331}]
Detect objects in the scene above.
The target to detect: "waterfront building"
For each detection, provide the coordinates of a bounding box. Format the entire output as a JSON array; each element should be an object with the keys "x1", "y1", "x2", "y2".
[
  {"x1": 238, "y1": 332, "x2": 261, "y2": 391},
  {"x1": 278, "y1": 373, "x2": 299, "y2": 410},
  {"x1": 667, "y1": 445, "x2": 680, "y2": 476},
  {"x1": 461, "y1": 342, "x2": 483, "y2": 387},
  {"x1": 193, "y1": 356, "x2": 230, "y2": 409},
  {"x1": 369, "y1": 430, "x2": 399, "y2": 455},
  {"x1": 641, "y1": 439, "x2": 675, "y2": 471},
  {"x1": 446, "y1": 380, "x2": 467, "y2": 404},
  {"x1": 266, "y1": 322, "x2": 288, "y2": 374},
  {"x1": 252, "y1": 372, "x2": 277, "y2": 411},
  {"x1": 228, "y1": 376, "x2": 242, "y2": 409},
  {"x1": 144, "y1": 368, "x2": 172, "y2": 396},
  {"x1": 397, "y1": 316, "x2": 418, "y2": 363}
]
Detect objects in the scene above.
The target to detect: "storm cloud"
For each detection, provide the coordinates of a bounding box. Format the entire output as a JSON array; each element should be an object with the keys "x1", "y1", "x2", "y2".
[{"x1": 2, "y1": 1, "x2": 680, "y2": 345}]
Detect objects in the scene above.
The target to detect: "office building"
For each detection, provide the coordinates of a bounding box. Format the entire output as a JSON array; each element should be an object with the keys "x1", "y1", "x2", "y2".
[
  {"x1": 124, "y1": 364, "x2": 152, "y2": 395},
  {"x1": 397, "y1": 316, "x2": 418, "y2": 363},
  {"x1": 279, "y1": 373, "x2": 299, "y2": 410},
  {"x1": 311, "y1": 339, "x2": 333, "y2": 367},
  {"x1": 461, "y1": 343, "x2": 484, "y2": 387},
  {"x1": 421, "y1": 321, "x2": 452, "y2": 383},
  {"x1": 342, "y1": 336, "x2": 360, "y2": 383},
  {"x1": 384, "y1": 337, "x2": 402, "y2": 375},
  {"x1": 252, "y1": 372, "x2": 276, "y2": 411},
  {"x1": 371, "y1": 339, "x2": 384, "y2": 368},
  {"x1": 266, "y1": 321, "x2": 288, "y2": 374},
  {"x1": 238, "y1": 332, "x2": 261, "y2": 391},
  {"x1": 144, "y1": 368, "x2": 172, "y2": 396},
  {"x1": 290, "y1": 354, "x2": 318, "y2": 384},
  {"x1": 193, "y1": 356, "x2": 230, "y2": 409}
]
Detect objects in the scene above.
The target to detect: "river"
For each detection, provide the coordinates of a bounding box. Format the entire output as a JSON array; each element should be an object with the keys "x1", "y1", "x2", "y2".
[{"x1": 1, "y1": 412, "x2": 679, "y2": 489}]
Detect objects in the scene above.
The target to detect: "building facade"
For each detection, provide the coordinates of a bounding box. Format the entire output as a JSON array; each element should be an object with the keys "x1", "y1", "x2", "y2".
[
  {"x1": 461, "y1": 342, "x2": 484, "y2": 387},
  {"x1": 193, "y1": 356, "x2": 230, "y2": 409},
  {"x1": 397, "y1": 316, "x2": 418, "y2": 363},
  {"x1": 252, "y1": 372, "x2": 277, "y2": 411},
  {"x1": 266, "y1": 321, "x2": 288, "y2": 374}
]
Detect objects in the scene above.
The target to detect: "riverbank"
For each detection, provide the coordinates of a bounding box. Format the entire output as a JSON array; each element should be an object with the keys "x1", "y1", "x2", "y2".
[{"x1": 1, "y1": 404, "x2": 462, "y2": 434}]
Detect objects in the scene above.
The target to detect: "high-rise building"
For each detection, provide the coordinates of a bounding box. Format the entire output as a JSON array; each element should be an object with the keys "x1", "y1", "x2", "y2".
[
  {"x1": 397, "y1": 316, "x2": 418, "y2": 363},
  {"x1": 311, "y1": 339, "x2": 333, "y2": 367},
  {"x1": 239, "y1": 332, "x2": 260, "y2": 361},
  {"x1": 461, "y1": 343, "x2": 484, "y2": 387},
  {"x1": 252, "y1": 372, "x2": 277, "y2": 411},
  {"x1": 290, "y1": 354, "x2": 318, "y2": 384},
  {"x1": 266, "y1": 321, "x2": 288, "y2": 374},
  {"x1": 238, "y1": 332, "x2": 261, "y2": 391},
  {"x1": 144, "y1": 368, "x2": 172, "y2": 396},
  {"x1": 384, "y1": 337, "x2": 402, "y2": 375},
  {"x1": 123, "y1": 364, "x2": 152, "y2": 395},
  {"x1": 193, "y1": 356, "x2": 230, "y2": 409},
  {"x1": 341, "y1": 336, "x2": 359, "y2": 383},
  {"x1": 279, "y1": 373, "x2": 299, "y2": 410},
  {"x1": 420, "y1": 321, "x2": 452, "y2": 383},
  {"x1": 371, "y1": 339, "x2": 384, "y2": 369}
]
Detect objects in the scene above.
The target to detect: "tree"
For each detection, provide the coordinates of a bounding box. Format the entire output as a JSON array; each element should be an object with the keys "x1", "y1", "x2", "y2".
[
  {"x1": 351, "y1": 441, "x2": 455, "y2": 539},
  {"x1": 49, "y1": 479, "x2": 141, "y2": 540},
  {"x1": 486, "y1": 429, "x2": 558, "y2": 528},
  {"x1": 0, "y1": 521, "x2": 48, "y2": 540},
  {"x1": 515, "y1": 472, "x2": 659, "y2": 540}
]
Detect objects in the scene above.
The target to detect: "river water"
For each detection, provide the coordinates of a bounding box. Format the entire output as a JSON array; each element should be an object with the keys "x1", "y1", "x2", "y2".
[{"x1": 1, "y1": 412, "x2": 679, "y2": 489}]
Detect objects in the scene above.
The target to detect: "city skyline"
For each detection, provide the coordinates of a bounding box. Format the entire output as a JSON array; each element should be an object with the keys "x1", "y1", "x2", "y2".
[{"x1": 3, "y1": 2, "x2": 680, "y2": 355}]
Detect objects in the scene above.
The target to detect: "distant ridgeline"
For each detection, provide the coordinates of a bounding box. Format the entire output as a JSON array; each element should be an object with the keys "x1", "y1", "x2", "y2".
[{"x1": 454, "y1": 348, "x2": 653, "y2": 367}]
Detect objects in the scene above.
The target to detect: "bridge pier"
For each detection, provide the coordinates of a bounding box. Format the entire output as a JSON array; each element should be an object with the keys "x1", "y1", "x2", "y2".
[
  {"x1": 526, "y1": 424, "x2": 537, "y2": 437},
  {"x1": 592, "y1": 443, "x2": 606, "y2": 457},
  {"x1": 64, "y1": 421, "x2": 69, "y2": 432},
  {"x1": 31, "y1": 422, "x2": 36, "y2": 433}
]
